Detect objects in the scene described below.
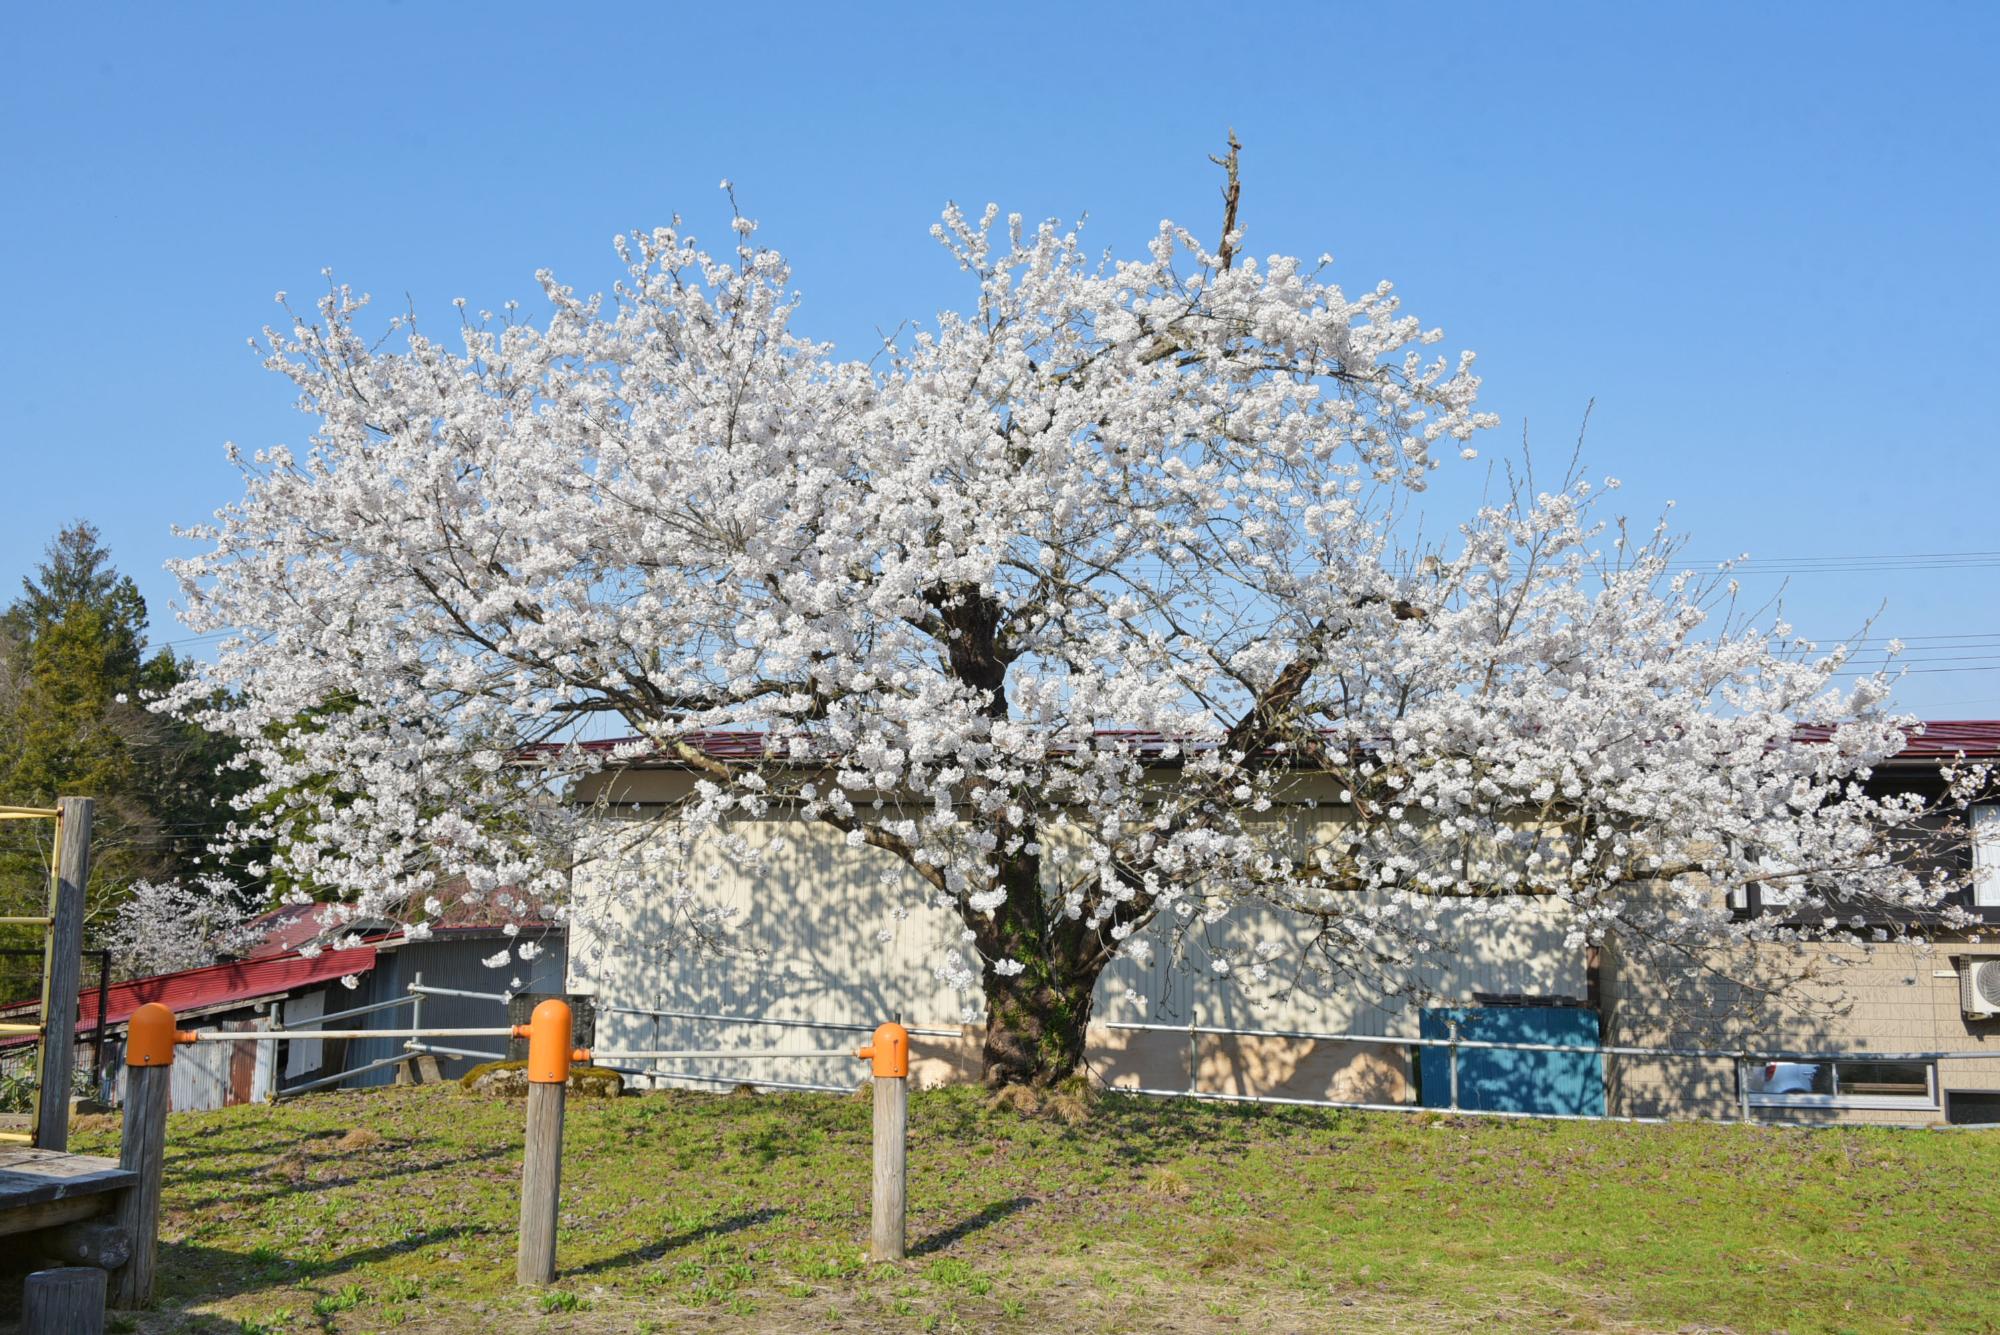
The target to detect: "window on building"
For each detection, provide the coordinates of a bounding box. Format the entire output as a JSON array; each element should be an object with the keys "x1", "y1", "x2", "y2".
[
  {"x1": 1727, "y1": 881, "x2": 1764, "y2": 919},
  {"x1": 1972, "y1": 804, "x2": 2000, "y2": 909},
  {"x1": 1946, "y1": 1090, "x2": 2000, "y2": 1125},
  {"x1": 1741, "y1": 1058, "x2": 1935, "y2": 1109}
]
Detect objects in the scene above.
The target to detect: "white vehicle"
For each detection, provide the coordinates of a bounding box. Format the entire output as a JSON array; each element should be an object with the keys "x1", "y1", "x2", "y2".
[{"x1": 1760, "y1": 1061, "x2": 1828, "y2": 1094}]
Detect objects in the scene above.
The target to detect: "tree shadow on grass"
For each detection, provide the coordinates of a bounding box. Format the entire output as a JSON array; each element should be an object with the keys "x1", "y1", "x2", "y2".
[
  {"x1": 912, "y1": 1087, "x2": 1356, "y2": 1173},
  {"x1": 570, "y1": 1208, "x2": 786, "y2": 1277},
  {"x1": 155, "y1": 1223, "x2": 488, "y2": 1299},
  {"x1": 911, "y1": 1195, "x2": 1035, "y2": 1256},
  {"x1": 174, "y1": 1141, "x2": 515, "y2": 1210}
]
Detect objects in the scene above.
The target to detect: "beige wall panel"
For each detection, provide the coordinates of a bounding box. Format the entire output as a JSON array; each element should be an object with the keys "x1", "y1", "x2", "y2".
[
  {"x1": 568, "y1": 799, "x2": 1586, "y2": 1093},
  {"x1": 1601, "y1": 939, "x2": 2000, "y2": 1124}
]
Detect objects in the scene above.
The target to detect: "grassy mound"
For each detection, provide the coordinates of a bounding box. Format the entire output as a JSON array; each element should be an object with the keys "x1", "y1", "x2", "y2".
[{"x1": 57, "y1": 1084, "x2": 2000, "y2": 1334}]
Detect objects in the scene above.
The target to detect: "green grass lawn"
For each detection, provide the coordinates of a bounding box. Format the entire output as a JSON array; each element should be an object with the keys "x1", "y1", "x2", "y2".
[{"x1": 31, "y1": 1083, "x2": 2000, "y2": 1334}]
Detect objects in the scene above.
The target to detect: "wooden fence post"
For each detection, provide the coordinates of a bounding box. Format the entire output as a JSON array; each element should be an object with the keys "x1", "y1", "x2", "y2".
[
  {"x1": 857, "y1": 1021, "x2": 909, "y2": 1261},
  {"x1": 112, "y1": 1002, "x2": 183, "y2": 1308},
  {"x1": 515, "y1": 998, "x2": 576, "y2": 1286},
  {"x1": 23, "y1": 1266, "x2": 106, "y2": 1335},
  {"x1": 35, "y1": 796, "x2": 92, "y2": 1151}
]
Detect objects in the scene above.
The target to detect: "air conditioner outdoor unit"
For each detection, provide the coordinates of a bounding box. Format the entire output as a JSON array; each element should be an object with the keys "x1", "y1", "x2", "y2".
[{"x1": 1962, "y1": 959, "x2": 2000, "y2": 1020}]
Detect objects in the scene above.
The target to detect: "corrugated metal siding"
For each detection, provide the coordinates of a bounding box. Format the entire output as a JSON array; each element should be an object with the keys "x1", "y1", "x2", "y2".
[
  {"x1": 103, "y1": 1011, "x2": 268, "y2": 1112},
  {"x1": 568, "y1": 807, "x2": 1585, "y2": 1092},
  {"x1": 340, "y1": 936, "x2": 567, "y2": 1087},
  {"x1": 571, "y1": 816, "x2": 969, "y2": 1091}
]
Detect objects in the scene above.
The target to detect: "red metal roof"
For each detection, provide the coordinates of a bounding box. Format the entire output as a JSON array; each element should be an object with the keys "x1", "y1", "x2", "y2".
[
  {"x1": 1795, "y1": 720, "x2": 2000, "y2": 760},
  {"x1": 242, "y1": 903, "x2": 334, "y2": 959},
  {"x1": 524, "y1": 730, "x2": 785, "y2": 763},
  {"x1": 238, "y1": 887, "x2": 563, "y2": 962},
  {"x1": 1, "y1": 946, "x2": 378, "y2": 1047}
]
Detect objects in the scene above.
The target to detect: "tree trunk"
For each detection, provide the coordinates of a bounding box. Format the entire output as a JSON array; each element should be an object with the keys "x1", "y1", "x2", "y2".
[{"x1": 978, "y1": 955, "x2": 1102, "y2": 1088}]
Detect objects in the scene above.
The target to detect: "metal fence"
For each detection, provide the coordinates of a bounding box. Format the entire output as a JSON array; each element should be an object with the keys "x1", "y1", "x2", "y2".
[
  {"x1": 1102, "y1": 1016, "x2": 2000, "y2": 1127},
  {"x1": 589, "y1": 1002, "x2": 958, "y2": 1094},
  {"x1": 219, "y1": 984, "x2": 2000, "y2": 1129}
]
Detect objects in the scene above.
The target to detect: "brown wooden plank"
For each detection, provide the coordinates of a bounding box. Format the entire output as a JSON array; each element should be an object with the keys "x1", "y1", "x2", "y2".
[
  {"x1": 35, "y1": 797, "x2": 93, "y2": 1151},
  {"x1": 515, "y1": 1081, "x2": 564, "y2": 1285},
  {"x1": 112, "y1": 1063, "x2": 169, "y2": 1307},
  {"x1": 0, "y1": 1148, "x2": 135, "y2": 1211},
  {"x1": 0, "y1": 1195, "x2": 109, "y2": 1238}
]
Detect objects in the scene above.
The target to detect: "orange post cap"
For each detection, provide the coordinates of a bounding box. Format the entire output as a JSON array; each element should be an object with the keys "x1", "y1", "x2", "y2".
[
  {"x1": 856, "y1": 1021, "x2": 909, "y2": 1079},
  {"x1": 127, "y1": 1002, "x2": 182, "y2": 1067},
  {"x1": 523, "y1": 998, "x2": 575, "y2": 1085}
]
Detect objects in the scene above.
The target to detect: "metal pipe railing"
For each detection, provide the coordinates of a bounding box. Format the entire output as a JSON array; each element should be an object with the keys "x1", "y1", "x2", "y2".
[
  {"x1": 1447, "y1": 1016, "x2": 1461, "y2": 1112},
  {"x1": 590, "y1": 1048, "x2": 854, "y2": 1061},
  {"x1": 1104, "y1": 1019, "x2": 2000, "y2": 1064},
  {"x1": 1108, "y1": 1082, "x2": 1676, "y2": 1124},
  {"x1": 274, "y1": 1050, "x2": 421, "y2": 1099},
  {"x1": 1107, "y1": 1082, "x2": 1990, "y2": 1131},
  {"x1": 625, "y1": 1066, "x2": 854, "y2": 1095},
  {"x1": 312, "y1": 992, "x2": 417, "y2": 1027},
  {"x1": 181, "y1": 1027, "x2": 515, "y2": 1042},
  {"x1": 406, "y1": 1040, "x2": 507, "y2": 1062},
  {"x1": 407, "y1": 983, "x2": 511, "y2": 1003},
  {"x1": 598, "y1": 1002, "x2": 959, "y2": 1039}
]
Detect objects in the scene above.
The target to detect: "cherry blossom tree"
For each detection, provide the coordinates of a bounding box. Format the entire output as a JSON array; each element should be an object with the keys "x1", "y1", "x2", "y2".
[
  {"x1": 163, "y1": 150, "x2": 1984, "y2": 1086},
  {"x1": 104, "y1": 876, "x2": 262, "y2": 975}
]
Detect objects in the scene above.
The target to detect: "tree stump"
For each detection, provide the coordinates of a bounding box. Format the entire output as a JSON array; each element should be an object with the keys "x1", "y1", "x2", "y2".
[{"x1": 23, "y1": 1266, "x2": 107, "y2": 1335}]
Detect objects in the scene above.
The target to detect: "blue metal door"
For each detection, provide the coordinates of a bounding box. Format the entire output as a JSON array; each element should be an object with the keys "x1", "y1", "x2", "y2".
[{"x1": 1418, "y1": 1006, "x2": 1605, "y2": 1116}]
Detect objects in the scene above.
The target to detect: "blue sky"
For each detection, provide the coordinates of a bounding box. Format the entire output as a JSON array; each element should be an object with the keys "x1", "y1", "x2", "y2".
[{"x1": 3, "y1": 2, "x2": 1996, "y2": 713}]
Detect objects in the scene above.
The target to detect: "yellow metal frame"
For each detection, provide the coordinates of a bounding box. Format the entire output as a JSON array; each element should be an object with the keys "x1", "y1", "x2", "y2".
[{"x1": 1, "y1": 804, "x2": 64, "y2": 1149}]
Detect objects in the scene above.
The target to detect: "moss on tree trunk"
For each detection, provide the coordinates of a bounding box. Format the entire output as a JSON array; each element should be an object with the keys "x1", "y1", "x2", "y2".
[{"x1": 978, "y1": 947, "x2": 1102, "y2": 1088}]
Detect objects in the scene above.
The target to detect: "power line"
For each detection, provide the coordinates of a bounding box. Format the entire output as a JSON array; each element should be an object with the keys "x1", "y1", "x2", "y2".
[{"x1": 1693, "y1": 549, "x2": 2000, "y2": 562}]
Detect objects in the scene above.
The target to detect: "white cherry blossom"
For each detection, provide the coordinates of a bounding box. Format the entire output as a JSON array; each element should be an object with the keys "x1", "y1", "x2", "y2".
[{"x1": 161, "y1": 187, "x2": 1986, "y2": 1086}]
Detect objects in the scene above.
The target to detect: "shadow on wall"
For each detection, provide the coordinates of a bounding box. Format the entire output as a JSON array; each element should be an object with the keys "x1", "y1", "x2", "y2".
[
  {"x1": 1594, "y1": 937, "x2": 1992, "y2": 1123},
  {"x1": 1085, "y1": 1027, "x2": 1413, "y2": 1104},
  {"x1": 567, "y1": 809, "x2": 1589, "y2": 1099},
  {"x1": 568, "y1": 814, "x2": 983, "y2": 1092}
]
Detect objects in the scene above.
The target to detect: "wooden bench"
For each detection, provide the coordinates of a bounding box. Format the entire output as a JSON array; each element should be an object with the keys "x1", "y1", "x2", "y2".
[{"x1": 0, "y1": 1146, "x2": 135, "y2": 1266}]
